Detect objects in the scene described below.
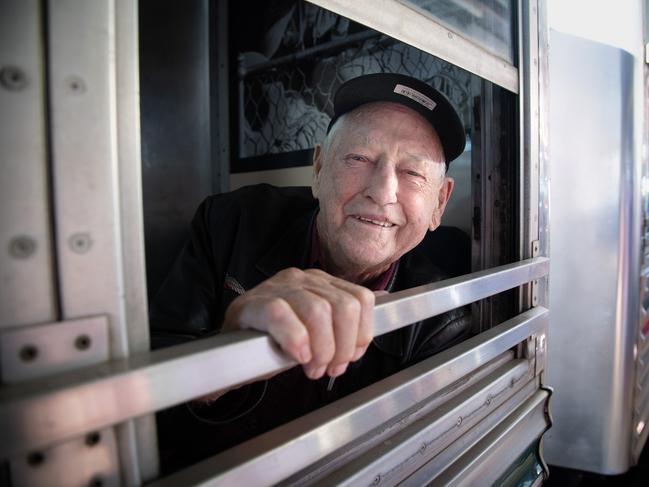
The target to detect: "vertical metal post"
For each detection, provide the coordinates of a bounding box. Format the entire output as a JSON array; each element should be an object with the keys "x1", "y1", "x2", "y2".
[
  {"x1": 0, "y1": 0, "x2": 57, "y2": 329},
  {"x1": 45, "y1": 0, "x2": 157, "y2": 484},
  {"x1": 518, "y1": 0, "x2": 541, "y2": 310},
  {"x1": 211, "y1": 0, "x2": 231, "y2": 193}
]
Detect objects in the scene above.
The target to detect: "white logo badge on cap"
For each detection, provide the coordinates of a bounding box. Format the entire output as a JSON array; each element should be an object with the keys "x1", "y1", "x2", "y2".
[{"x1": 393, "y1": 84, "x2": 437, "y2": 111}]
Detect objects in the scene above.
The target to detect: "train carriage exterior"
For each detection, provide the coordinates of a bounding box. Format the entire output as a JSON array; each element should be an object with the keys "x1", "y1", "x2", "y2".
[{"x1": 0, "y1": 0, "x2": 647, "y2": 485}]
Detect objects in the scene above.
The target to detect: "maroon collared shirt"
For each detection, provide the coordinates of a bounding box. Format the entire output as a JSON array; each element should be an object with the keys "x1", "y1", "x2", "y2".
[{"x1": 309, "y1": 218, "x2": 397, "y2": 291}]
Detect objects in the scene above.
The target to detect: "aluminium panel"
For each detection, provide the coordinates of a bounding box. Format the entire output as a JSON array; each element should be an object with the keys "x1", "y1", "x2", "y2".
[
  {"x1": 0, "y1": 0, "x2": 57, "y2": 328},
  {"x1": 544, "y1": 31, "x2": 637, "y2": 473},
  {"x1": 311, "y1": 360, "x2": 535, "y2": 486},
  {"x1": 0, "y1": 315, "x2": 109, "y2": 383}
]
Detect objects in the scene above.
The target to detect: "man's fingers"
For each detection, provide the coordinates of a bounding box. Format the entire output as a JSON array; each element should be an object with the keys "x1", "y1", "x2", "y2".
[
  {"x1": 303, "y1": 282, "x2": 360, "y2": 376},
  {"x1": 327, "y1": 277, "x2": 375, "y2": 361},
  {"x1": 285, "y1": 290, "x2": 335, "y2": 368},
  {"x1": 237, "y1": 296, "x2": 312, "y2": 365},
  {"x1": 224, "y1": 268, "x2": 379, "y2": 382}
]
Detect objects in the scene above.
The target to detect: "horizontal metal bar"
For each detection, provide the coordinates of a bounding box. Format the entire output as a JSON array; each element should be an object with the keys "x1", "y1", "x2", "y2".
[
  {"x1": 430, "y1": 389, "x2": 550, "y2": 486},
  {"x1": 307, "y1": 0, "x2": 519, "y2": 93},
  {"x1": 0, "y1": 260, "x2": 547, "y2": 456},
  {"x1": 149, "y1": 307, "x2": 548, "y2": 487},
  {"x1": 398, "y1": 380, "x2": 540, "y2": 487},
  {"x1": 280, "y1": 350, "x2": 519, "y2": 486},
  {"x1": 373, "y1": 257, "x2": 549, "y2": 336},
  {"x1": 324, "y1": 360, "x2": 534, "y2": 486}
]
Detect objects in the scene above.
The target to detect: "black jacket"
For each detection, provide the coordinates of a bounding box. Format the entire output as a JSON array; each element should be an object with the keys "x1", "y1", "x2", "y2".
[{"x1": 151, "y1": 184, "x2": 471, "y2": 472}]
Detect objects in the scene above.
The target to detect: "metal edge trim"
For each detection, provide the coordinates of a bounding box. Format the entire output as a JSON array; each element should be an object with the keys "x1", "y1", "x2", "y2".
[{"x1": 306, "y1": 0, "x2": 519, "y2": 93}]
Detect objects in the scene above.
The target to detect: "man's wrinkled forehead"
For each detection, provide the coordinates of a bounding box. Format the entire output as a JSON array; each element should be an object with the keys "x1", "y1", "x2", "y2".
[{"x1": 330, "y1": 102, "x2": 445, "y2": 159}]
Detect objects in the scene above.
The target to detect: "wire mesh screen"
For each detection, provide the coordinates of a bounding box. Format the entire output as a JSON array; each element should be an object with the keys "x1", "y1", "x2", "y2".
[{"x1": 236, "y1": 1, "x2": 473, "y2": 169}]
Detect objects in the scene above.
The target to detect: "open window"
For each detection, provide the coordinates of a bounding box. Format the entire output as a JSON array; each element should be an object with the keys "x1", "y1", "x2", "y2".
[{"x1": 0, "y1": 0, "x2": 548, "y2": 485}]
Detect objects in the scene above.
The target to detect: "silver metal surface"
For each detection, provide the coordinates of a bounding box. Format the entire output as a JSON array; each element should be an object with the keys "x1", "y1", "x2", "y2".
[
  {"x1": 517, "y1": 0, "x2": 541, "y2": 313},
  {"x1": 280, "y1": 351, "x2": 518, "y2": 487},
  {"x1": 544, "y1": 31, "x2": 638, "y2": 473},
  {"x1": 398, "y1": 380, "x2": 541, "y2": 486},
  {"x1": 0, "y1": 315, "x2": 109, "y2": 383},
  {"x1": 317, "y1": 360, "x2": 533, "y2": 486},
  {"x1": 0, "y1": 0, "x2": 57, "y2": 329},
  {"x1": 47, "y1": 0, "x2": 157, "y2": 483},
  {"x1": 307, "y1": 0, "x2": 519, "y2": 93},
  {"x1": 424, "y1": 389, "x2": 549, "y2": 486},
  {"x1": 373, "y1": 257, "x2": 548, "y2": 336},
  {"x1": 9, "y1": 427, "x2": 120, "y2": 487},
  {"x1": 537, "y1": 0, "x2": 550, "y2": 312},
  {"x1": 147, "y1": 307, "x2": 548, "y2": 487}
]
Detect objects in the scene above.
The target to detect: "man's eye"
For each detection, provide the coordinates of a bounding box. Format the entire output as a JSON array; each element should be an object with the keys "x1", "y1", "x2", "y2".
[
  {"x1": 347, "y1": 155, "x2": 367, "y2": 162},
  {"x1": 406, "y1": 170, "x2": 423, "y2": 178}
]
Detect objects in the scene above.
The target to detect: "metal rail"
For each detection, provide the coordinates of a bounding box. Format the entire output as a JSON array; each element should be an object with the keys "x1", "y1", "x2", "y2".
[
  {"x1": 150, "y1": 307, "x2": 549, "y2": 487},
  {"x1": 0, "y1": 257, "x2": 548, "y2": 456}
]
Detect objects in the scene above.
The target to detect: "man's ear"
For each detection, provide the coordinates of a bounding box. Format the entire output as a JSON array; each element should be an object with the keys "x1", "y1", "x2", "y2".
[
  {"x1": 429, "y1": 176, "x2": 455, "y2": 231},
  {"x1": 312, "y1": 143, "x2": 323, "y2": 199}
]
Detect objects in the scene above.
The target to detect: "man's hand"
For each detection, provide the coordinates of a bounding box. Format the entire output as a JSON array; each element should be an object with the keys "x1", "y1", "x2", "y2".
[{"x1": 223, "y1": 268, "x2": 375, "y2": 379}]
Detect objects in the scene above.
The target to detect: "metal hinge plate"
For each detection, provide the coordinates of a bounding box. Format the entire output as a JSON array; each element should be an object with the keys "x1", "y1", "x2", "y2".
[{"x1": 0, "y1": 315, "x2": 109, "y2": 383}]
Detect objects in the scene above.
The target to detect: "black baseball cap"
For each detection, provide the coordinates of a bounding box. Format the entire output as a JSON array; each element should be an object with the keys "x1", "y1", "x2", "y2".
[{"x1": 327, "y1": 73, "x2": 466, "y2": 166}]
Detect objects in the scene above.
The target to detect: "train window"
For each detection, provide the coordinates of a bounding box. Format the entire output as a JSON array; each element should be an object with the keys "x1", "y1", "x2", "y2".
[
  {"x1": 140, "y1": 0, "x2": 522, "y2": 475},
  {"x1": 0, "y1": 0, "x2": 546, "y2": 485}
]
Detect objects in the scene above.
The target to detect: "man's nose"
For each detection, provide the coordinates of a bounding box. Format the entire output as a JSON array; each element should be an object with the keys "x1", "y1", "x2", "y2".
[{"x1": 364, "y1": 162, "x2": 398, "y2": 206}]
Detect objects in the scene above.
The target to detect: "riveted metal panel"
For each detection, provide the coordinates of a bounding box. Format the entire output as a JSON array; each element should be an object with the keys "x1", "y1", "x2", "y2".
[
  {"x1": 0, "y1": 0, "x2": 57, "y2": 328},
  {"x1": 0, "y1": 315, "x2": 109, "y2": 384}
]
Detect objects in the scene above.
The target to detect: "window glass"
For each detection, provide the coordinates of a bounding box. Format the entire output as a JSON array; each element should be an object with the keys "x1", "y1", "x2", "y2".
[
  {"x1": 233, "y1": 1, "x2": 475, "y2": 172},
  {"x1": 399, "y1": 0, "x2": 515, "y2": 63}
]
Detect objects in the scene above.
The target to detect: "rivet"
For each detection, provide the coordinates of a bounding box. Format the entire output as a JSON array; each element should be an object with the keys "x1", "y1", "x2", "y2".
[
  {"x1": 20, "y1": 344, "x2": 39, "y2": 362},
  {"x1": 75, "y1": 334, "x2": 92, "y2": 351},
  {"x1": 9, "y1": 236, "x2": 36, "y2": 259},
  {"x1": 419, "y1": 443, "x2": 427, "y2": 454},
  {"x1": 0, "y1": 66, "x2": 28, "y2": 91},
  {"x1": 68, "y1": 233, "x2": 92, "y2": 254},
  {"x1": 372, "y1": 475, "x2": 381, "y2": 485},
  {"x1": 456, "y1": 416, "x2": 463, "y2": 427},
  {"x1": 26, "y1": 451, "x2": 45, "y2": 467},
  {"x1": 447, "y1": 32, "x2": 453, "y2": 39},
  {"x1": 85, "y1": 431, "x2": 101, "y2": 447},
  {"x1": 66, "y1": 75, "x2": 86, "y2": 94},
  {"x1": 485, "y1": 394, "x2": 492, "y2": 406}
]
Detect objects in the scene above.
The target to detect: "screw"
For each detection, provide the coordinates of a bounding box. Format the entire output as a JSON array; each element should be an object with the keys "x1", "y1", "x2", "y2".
[
  {"x1": 20, "y1": 344, "x2": 39, "y2": 362},
  {"x1": 485, "y1": 394, "x2": 492, "y2": 406},
  {"x1": 75, "y1": 334, "x2": 92, "y2": 351},
  {"x1": 86, "y1": 431, "x2": 101, "y2": 447},
  {"x1": 66, "y1": 75, "x2": 86, "y2": 94},
  {"x1": 68, "y1": 233, "x2": 92, "y2": 254},
  {"x1": 9, "y1": 236, "x2": 36, "y2": 259},
  {"x1": 419, "y1": 443, "x2": 427, "y2": 454},
  {"x1": 372, "y1": 475, "x2": 381, "y2": 485},
  {"x1": 456, "y1": 416, "x2": 463, "y2": 427},
  {"x1": 27, "y1": 451, "x2": 45, "y2": 466},
  {"x1": 0, "y1": 66, "x2": 28, "y2": 91}
]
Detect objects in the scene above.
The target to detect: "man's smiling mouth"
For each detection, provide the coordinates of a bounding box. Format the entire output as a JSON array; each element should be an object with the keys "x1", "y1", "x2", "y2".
[{"x1": 353, "y1": 215, "x2": 395, "y2": 228}]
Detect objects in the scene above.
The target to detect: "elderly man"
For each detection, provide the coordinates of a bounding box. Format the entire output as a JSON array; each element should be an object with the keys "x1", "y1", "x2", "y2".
[{"x1": 152, "y1": 73, "x2": 471, "y2": 469}]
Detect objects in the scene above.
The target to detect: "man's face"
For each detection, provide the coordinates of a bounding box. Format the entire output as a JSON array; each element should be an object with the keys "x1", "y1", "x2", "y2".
[{"x1": 312, "y1": 102, "x2": 455, "y2": 282}]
